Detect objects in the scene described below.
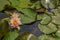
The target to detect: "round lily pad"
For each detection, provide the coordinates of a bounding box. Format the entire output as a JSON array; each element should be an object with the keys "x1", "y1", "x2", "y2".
[
  {"x1": 41, "y1": 0, "x2": 57, "y2": 9},
  {"x1": 55, "y1": 29, "x2": 60, "y2": 38},
  {"x1": 3, "y1": 31, "x2": 19, "y2": 40},
  {"x1": 51, "y1": 9, "x2": 60, "y2": 25},
  {"x1": 20, "y1": 8, "x2": 36, "y2": 24},
  {"x1": 38, "y1": 35, "x2": 56, "y2": 40},
  {"x1": 31, "y1": 1, "x2": 41, "y2": 9},
  {"x1": 9, "y1": 0, "x2": 30, "y2": 10},
  {"x1": 37, "y1": 13, "x2": 52, "y2": 25},
  {"x1": 38, "y1": 23, "x2": 57, "y2": 34}
]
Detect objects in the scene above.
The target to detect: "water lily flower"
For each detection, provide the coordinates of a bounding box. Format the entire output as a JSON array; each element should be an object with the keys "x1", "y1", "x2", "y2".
[{"x1": 9, "y1": 13, "x2": 22, "y2": 28}]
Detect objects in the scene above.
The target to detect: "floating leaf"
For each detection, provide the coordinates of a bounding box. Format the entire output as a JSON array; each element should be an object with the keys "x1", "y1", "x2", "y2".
[
  {"x1": 41, "y1": 0, "x2": 57, "y2": 9},
  {"x1": 40, "y1": 15, "x2": 51, "y2": 25},
  {"x1": 38, "y1": 23, "x2": 57, "y2": 34},
  {"x1": 37, "y1": 14, "x2": 51, "y2": 25},
  {"x1": 9, "y1": 0, "x2": 30, "y2": 10},
  {"x1": 55, "y1": 29, "x2": 60, "y2": 38},
  {"x1": 32, "y1": 1, "x2": 41, "y2": 9},
  {"x1": 52, "y1": 9, "x2": 60, "y2": 25},
  {"x1": 37, "y1": 14, "x2": 45, "y2": 20},
  {"x1": 20, "y1": 8, "x2": 36, "y2": 24},
  {"x1": 38, "y1": 35, "x2": 56, "y2": 40},
  {"x1": 3, "y1": 31, "x2": 19, "y2": 40}
]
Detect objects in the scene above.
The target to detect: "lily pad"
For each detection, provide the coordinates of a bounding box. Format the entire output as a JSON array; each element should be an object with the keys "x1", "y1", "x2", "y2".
[
  {"x1": 38, "y1": 23, "x2": 57, "y2": 34},
  {"x1": 31, "y1": 1, "x2": 41, "y2": 9},
  {"x1": 20, "y1": 8, "x2": 36, "y2": 24},
  {"x1": 9, "y1": 0, "x2": 30, "y2": 10},
  {"x1": 41, "y1": 0, "x2": 57, "y2": 9},
  {"x1": 37, "y1": 14, "x2": 52, "y2": 25},
  {"x1": 55, "y1": 29, "x2": 60, "y2": 38},
  {"x1": 51, "y1": 9, "x2": 60, "y2": 25},
  {"x1": 3, "y1": 31, "x2": 19, "y2": 40},
  {"x1": 38, "y1": 35, "x2": 56, "y2": 40}
]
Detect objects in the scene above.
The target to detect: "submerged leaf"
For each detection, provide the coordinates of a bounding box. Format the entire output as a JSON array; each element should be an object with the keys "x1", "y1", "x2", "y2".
[
  {"x1": 0, "y1": 18, "x2": 9, "y2": 38},
  {"x1": 19, "y1": 32, "x2": 38, "y2": 40}
]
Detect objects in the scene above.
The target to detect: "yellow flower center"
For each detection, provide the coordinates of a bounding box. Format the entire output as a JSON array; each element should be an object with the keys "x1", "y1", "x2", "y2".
[{"x1": 12, "y1": 19, "x2": 18, "y2": 25}]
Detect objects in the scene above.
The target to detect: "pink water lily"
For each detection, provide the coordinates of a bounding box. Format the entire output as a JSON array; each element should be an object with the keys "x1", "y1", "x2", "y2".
[{"x1": 9, "y1": 13, "x2": 22, "y2": 28}]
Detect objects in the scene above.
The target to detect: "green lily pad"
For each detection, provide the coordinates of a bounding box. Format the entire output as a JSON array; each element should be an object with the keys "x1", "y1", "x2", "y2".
[
  {"x1": 38, "y1": 35, "x2": 56, "y2": 40},
  {"x1": 19, "y1": 32, "x2": 38, "y2": 40},
  {"x1": 0, "y1": 0, "x2": 10, "y2": 11},
  {"x1": 37, "y1": 14, "x2": 52, "y2": 25},
  {"x1": 20, "y1": 8, "x2": 36, "y2": 24},
  {"x1": 51, "y1": 9, "x2": 60, "y2": 25},
  {"x1": 3, "y1": 31, "x2": 19, "y2": 40},
  {"x1": 55, "y1": 29, "x2": 60, "y2": 38},
  {"x1": 31, "y1": 1, "x2": 41, "y2": 9},
  {"x1": 56, "y1": 38, "x2": 60, "y2": 40},
  {"x1": 38, "y1": 23, "x2": 57, "y2": 34},
  {"x1": 37, "y1": 14, "x2": 45, "y2": 20},
  {"x1": 41, "y1": 0, "x2": 57, "y2": 9},
  {"x1": 9, "y1": 0, "x2": 30, "y2": 10},
  {"x1": 40, "y1": 15, "x2": 51, "y2": 25}
]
